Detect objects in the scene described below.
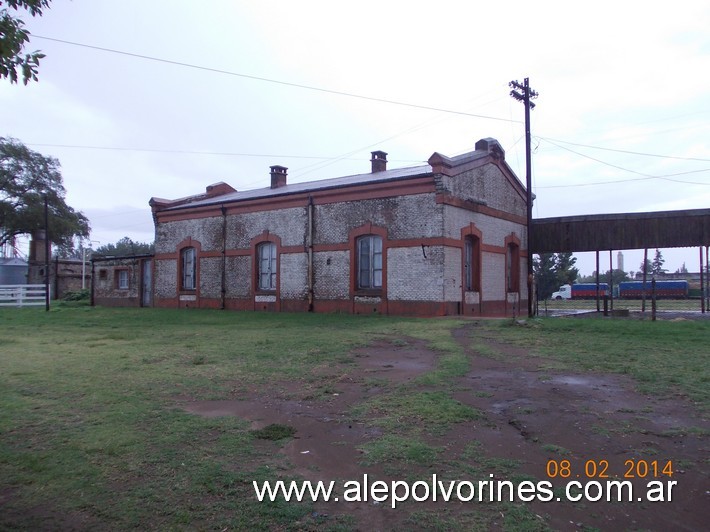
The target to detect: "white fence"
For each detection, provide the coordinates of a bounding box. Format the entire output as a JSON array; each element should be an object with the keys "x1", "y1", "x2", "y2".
[{"x1": 0, "y1": 284, "x2": 49, "y2": 307}]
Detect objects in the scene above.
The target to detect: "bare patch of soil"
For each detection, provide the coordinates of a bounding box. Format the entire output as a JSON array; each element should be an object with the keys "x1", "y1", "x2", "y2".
[
  {"x1": 182, "y1": 338, "x2": 439, "y2": 530},
  {"x1": 180, "y1": 327, "x2": 709, "y2": 531}
]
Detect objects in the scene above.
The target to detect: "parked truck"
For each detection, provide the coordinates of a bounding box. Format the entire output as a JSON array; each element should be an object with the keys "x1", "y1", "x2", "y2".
[{"x1": 550, "y1": 283, "x2": 609, "y2": 300}]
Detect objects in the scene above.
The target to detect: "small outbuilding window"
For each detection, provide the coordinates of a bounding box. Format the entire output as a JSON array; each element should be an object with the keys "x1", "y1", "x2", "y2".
[
  {"x1": 116, "y1": 269, "x2": 129, "y2": 290},
  {"x1": 181, "y1": 247, "x2": 196, "y2": 290},
  {"x1": 357, "y1": 235, "x2": 383, "y2": 290},
  {"x1": 257, "y1": 242, "x2": 277, "y2": 291}
]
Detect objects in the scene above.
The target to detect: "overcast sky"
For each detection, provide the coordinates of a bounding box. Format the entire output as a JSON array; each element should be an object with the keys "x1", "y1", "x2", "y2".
[{"x1": 2, "y1": 0, "x2": 709, "y2": 275}]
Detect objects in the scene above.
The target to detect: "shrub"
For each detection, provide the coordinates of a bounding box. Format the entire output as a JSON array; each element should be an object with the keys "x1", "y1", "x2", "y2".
[{"x1": 62, "y1": 289, "x2": 90, "y2": 301}]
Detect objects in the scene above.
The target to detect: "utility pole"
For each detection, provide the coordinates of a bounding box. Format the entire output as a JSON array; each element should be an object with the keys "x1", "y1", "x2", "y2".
[
  {"x1": 509, "y1": 78, "x2": 538, "y2": 318},
  {"x1": 44, "y1": 194, "x2": 50, "y2": 311}
]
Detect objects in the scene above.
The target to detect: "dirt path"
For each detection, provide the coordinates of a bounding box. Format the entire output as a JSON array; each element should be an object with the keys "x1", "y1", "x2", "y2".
[
  {"x1": 182, "y1": 323, "x2": 709, "y2": 531},
  {"x1": 450, "y1": 327, "x2": 708, "y2": 531}
]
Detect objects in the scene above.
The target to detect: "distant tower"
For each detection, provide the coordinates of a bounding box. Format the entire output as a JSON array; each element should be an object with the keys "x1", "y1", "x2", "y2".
[{"x1": 617, "y1": 251, "x2": 624, "y2": 272}]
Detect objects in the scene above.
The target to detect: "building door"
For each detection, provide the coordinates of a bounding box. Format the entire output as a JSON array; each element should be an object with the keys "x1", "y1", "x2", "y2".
[{"x1": 141, "y1": 259, "x2": 153, "y2": 307}]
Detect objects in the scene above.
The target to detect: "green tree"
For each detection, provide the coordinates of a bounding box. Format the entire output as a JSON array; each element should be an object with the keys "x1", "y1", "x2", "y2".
[
  {"x1": 0, "y1": 137, "x2": 89, "y2": 249},
  {"x1": 579, "y1": 269, "x2": 630, "y2": 285},
  {"x1": 0, "y1": 1, "x2": 51, "y2": 84},
  {"x1": 533, "y1": 253, "x2": 558, "y2": 300},
  {"x1": 555, "y1": 252, "x2": 579, "y2": 286},
  {"x1": 534, "y1": 252, "x2": 580, "y2": 300},
  {"x1": 651, "y1": 248, "x2": 666, "y2": 275},
  {"x1": 94, "y1": 236, "x2": 154, "y2": 257}
]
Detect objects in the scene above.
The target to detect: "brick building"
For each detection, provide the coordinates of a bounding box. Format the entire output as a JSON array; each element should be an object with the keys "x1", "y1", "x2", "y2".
[
  {"x1": 27, "y1": 230, "x2": 90, "y2": 299},
  {"x1": 91, "y1": 255, "x2": 154, "y2": 307},
  {"x1": 149, "y1": 138, "x2": 529, "y2": 316}
]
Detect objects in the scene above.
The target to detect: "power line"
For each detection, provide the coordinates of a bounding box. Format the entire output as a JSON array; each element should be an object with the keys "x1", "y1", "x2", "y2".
[
  {"x1": 537, "y1": 138, "x2": 710, "y2": 187},
  {"x1": 537, "y1": 136, "x2": 710, "y2": 162},
  {"x1": 34, "y1": 35, "x2": 520, "y2": 125},
  {"x1": 26, "y1": 142, "x2": 422, "y2": 163}
]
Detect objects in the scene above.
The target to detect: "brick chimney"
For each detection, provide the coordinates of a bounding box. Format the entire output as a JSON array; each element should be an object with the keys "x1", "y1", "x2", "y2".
[
  {"x1": 474, "y1": 138, "x2": 505, "y2": 160},
  {"x1": 370, "y1": 151, "x2": 388, "y2": 173},
  {"x1": 270, "y1": 165, "x2": 288, "y2": 189},
  {"x1": 29, "y1": 230, "x2": 48, "y2": 264}
]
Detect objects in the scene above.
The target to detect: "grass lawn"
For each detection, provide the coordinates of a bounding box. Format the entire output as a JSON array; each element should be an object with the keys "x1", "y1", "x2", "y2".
[
  {"x1": 1, "y1": 306, "x2": 707, "y2": 530},
  {"x1": 0, "y1": 306, "x2": 468, "y2": 530},
  {"x1": 483, "y1": 316, "x2": 710, "y2": 409}
]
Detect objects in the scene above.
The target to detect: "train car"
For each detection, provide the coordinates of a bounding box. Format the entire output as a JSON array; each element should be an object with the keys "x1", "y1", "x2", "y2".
[{"x1": 618, "y1": 280, "x2": 689, "y2": 299}]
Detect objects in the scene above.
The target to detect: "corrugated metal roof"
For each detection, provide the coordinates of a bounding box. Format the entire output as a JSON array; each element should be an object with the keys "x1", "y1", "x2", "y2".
[
  {"x1": 531, "y1": 208, "x2": 710, "y2": 252},
  {"x1": 165, "y1": 162, "x2": 434, "y2": 211}
]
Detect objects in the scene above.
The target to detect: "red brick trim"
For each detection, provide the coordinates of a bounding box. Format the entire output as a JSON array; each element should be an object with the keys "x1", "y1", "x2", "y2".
[
  {"x1": 349, "y1": 223, "x2": 388, "y2": 306},
  {"x1": 177, "y1": 238, "x2": 201, "y2": 306},
  {"x1": 504, "y1": 233, "x2": 521, "y2": 294},
  {"x1": 154, "y1": 177, "x2": 436, "y2": 223},
  {"x1": 461, "y1": 223, "x2": 483, "y2": 296},
  {"x1": 436, "y1": 194, "x2": 527, "y2": 225}
]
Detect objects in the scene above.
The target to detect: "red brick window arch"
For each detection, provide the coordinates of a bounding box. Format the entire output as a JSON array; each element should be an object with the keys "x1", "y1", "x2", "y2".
[
  {"x1": 350, "y1": 224, "x2": 387, "y2": 295},
  {"x1": 461, "y1": 224, "x2": 482, "y2": 293},
  {"x1": 464, "y1": 235, "x2": 481, "y2": 291}
]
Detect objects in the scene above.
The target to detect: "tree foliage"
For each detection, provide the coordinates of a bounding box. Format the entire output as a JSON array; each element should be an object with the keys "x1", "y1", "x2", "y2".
[
  {"x1": 94, "y1": 237, "x2": 154, "y2": 257},
  {"x1": 578, "y1": 269, "x2": 631, "y2": 285},
  {"x1": 0, "y1": 0, "x2": 50, "y2": 84},
  {"x1": 639, "y1": 258, "x2": 652, "y2": 276},
  {"x1": 533, "y1": 253, "x2": 558, "y2": 301},
  {"x1": 534, "y1": 252, "x2": 579, "y2": 300},
  {"x1": 555, "y1": 252, "x2": 579, "y2": 285},
  {"x1": 0, "y1": 136, "x2": 89, "y2": 249},
  {"x1": 639, "y1": 249, "x2": 668, "y2": 276},
  {"x1": 651, "y1": 248, "x2": 666, "y2": 275}
]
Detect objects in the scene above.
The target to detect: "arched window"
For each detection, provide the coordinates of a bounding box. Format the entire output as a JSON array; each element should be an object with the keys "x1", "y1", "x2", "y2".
[
  {"x1": 181, "y1": 247, "x2": 196, "y2": 290},
  {"x1": 357, "y1": 235, "x2": 383, "y2": 290},
  {"x1": 506, "y1": 242, "x2": 520, "y2": 293},
  {"x1": 257, "y1": 242, "x2": 277, "y2": 291},
  {"x1": 464, "y1": 235, "x2": 481, "y2": 291}
]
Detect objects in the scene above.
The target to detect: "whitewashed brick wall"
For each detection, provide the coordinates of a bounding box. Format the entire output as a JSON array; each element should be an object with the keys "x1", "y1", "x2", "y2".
[
  {"x1": 226, "y1": 256, "x2": 250, "y2": 297},
  {"x1": 443, "y1": 246, "x2": 462, "y2": 301},
  {"x1": 440, "y1": 165, "x2": 526, "y2": 217},
  {"x1": 155, "y1": 259, "x2": 177, "y2": 298},
  {"x1": 280, "y1": 252, "x2": 308, "y2": 299},
  {"x1": 199, "y1": 257, "x2": 222, "y2": 298},
  {"x1": 483, "y1": 252, "x2": 506, "y2": 301},
  {"x1": 156, "y1": 217, "x2": 223, "y2": 253},
  {"x1": 444, "y1": 207, "x2": 527, "y2": 249},
  {"x1": 227, "y1": 208, "x2": 306, "y2": 248},
  {"x1": 313, "y1": 250, "x2": 349, "y2": 299},
  {"x1": 388, "y1": 246, "x2": 445, "y2": 301},
  {"x1": 315, "y1": 194, "x2": 442, "y2": 243}
]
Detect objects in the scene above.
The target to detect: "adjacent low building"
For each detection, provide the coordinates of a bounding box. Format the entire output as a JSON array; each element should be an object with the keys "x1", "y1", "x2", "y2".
[
  {"x1": 147, "y1": 138, "x2": 529, "y2": 317},
  {"x1": 91, "y1": 255, "x2": 154, "y2": 307}
]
